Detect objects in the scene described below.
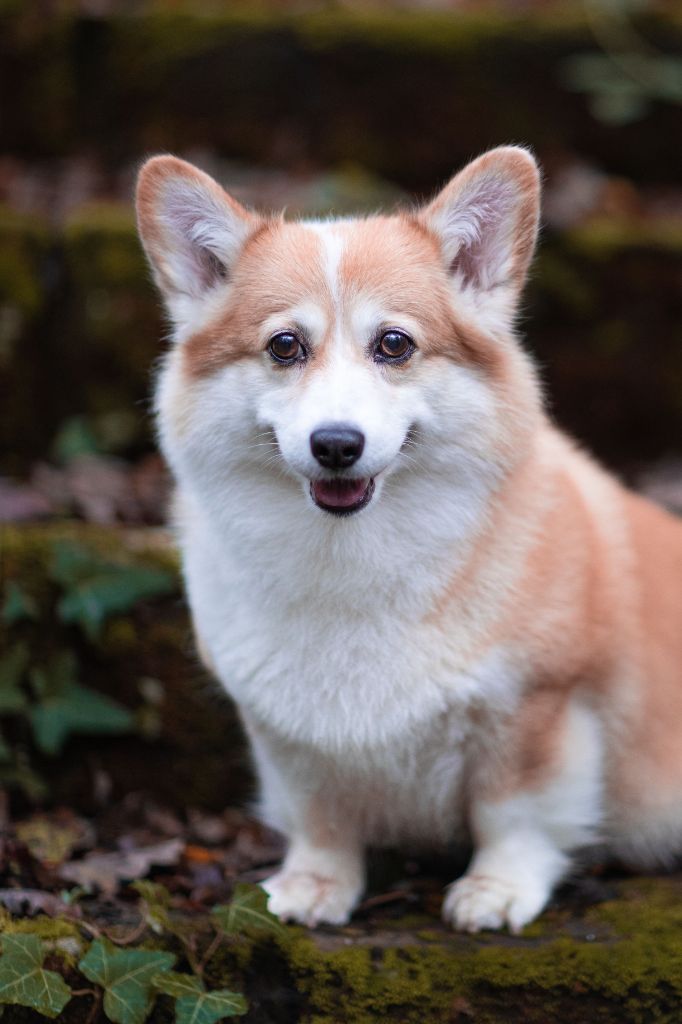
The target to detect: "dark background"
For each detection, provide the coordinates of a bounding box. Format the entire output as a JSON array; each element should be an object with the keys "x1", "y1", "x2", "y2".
[{"x1": 1, "y1": 0, "x2": 681, "y2": 509}]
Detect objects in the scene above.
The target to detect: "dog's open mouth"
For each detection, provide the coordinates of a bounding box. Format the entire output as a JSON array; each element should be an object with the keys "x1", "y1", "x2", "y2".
[{"x1": 310, "y1": 477, "x2": 375, "y2": 515}]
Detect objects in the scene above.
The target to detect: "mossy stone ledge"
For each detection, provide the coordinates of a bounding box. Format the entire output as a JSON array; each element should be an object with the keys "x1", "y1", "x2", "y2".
[
  {"x1": 219, "y1": 875, "x2": 682, "y2": 1024},
  {"x1": 5, "y1": 873, "x2": 682, "y2": 1022}
]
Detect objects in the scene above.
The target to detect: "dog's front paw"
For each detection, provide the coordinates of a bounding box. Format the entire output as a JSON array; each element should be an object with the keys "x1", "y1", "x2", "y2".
[
  {"x1": 262, "y1": 869, "x2": 361, "y2": 927},
  {"x1": 442, "y1": 872, "x2": 548, "y2": 934}
]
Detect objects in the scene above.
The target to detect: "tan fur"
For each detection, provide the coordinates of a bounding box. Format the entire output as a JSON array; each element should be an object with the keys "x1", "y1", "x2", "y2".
[
  {"x1": 181, "y1": 213, "x2": 504, "y2": 378},
  {"x1": 452, "y1": 431, "x2": 682, "y2": 819},
  {"x1": 183, "y1": 221, "x2": 331, "y2": 377},
  {"x1": 613, "y1": 493, "x2": 682, "y2": 805}
]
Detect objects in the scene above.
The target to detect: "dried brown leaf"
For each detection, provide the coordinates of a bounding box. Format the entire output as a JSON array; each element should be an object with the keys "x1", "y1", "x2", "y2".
[{"x1": 59, "y1": 839, "x2": 184, "y2": 896}]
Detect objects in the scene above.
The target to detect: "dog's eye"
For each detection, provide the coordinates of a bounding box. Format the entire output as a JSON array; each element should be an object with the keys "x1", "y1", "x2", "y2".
[
  {"x1": 376, "y1": 330, "x2": 414, "y2": 362},
  {"x1": 268, "y1": 332, "x2": 304, "y2": 364}
]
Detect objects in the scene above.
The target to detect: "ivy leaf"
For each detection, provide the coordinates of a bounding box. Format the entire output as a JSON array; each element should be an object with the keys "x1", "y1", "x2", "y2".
[
  {"x1": 57, "y1": 565, "x2": 176, "y2": 640},
  {"x1": 78, "y1": 939, "x2": 175, "y2": 1024},
  {"x1": 130, "y1": 880, "x2": 173, "y2": 935},
  {"x1": 175, "y1": 987, "x2": 248, "y2": 1023},
  {"x1": 130, "y1": 881, "x2": 196, "y2": 946},
  {"x1": 152, "y1": 972, "x2": 247, "y2": 1022},
  {"x1": 49, "y1": 540, "x2": 176, "y2": 640},
  {"x1": 0, "y1": 934, "x2": 72, "y2": 1018},
  {"x1": 27, "y1": 649, "x2": 132, "y2": 755},
  {"x1": 0, "y1": 642, "x2": 29, "y2": 713},
  {"x1": 49, "y1": 539, "x2": 107, "y2": 587},
  {"x1": 1, "y1": 582, "x2": 39, "y2": 626},
  {"x1": 212, "y1": 883, "x2": 284, "y2": 937},
  {"x1": 152, "y1": 972, "x2": 203, "y2": 998},
  {"x1": 30, "y1": 680, "x2": 134, "y2": 755},
  {"x1": 51, "y1": 415, "x2": 101, "y2": 463}
]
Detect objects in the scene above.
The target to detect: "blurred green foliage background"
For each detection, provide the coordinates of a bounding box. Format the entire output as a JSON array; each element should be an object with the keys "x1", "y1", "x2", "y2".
[{"x1": 0, "y1": 0, "x2": 681, "y2": 485}]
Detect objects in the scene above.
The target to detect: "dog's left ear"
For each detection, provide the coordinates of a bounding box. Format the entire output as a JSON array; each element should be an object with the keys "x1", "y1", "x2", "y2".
[{"x1": 420, "y1": 146, "x2": 540, "y2": 307}]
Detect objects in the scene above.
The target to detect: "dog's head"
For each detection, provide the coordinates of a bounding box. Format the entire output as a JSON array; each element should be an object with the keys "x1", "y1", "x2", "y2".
[{"x1": 137, "y1": 148, "x2": 543, "y2": 528}]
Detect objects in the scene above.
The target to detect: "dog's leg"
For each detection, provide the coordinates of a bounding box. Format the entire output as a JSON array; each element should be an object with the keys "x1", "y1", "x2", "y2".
[
  {"x1": 263, "y1": 832, "x2": 365, "y2": 927},
  {"x1": 249, "y1": 726, "x2": 365, "y2": 926},
  {"x1": 444, "y1": 701, "x2": 603, "y2": 933}
]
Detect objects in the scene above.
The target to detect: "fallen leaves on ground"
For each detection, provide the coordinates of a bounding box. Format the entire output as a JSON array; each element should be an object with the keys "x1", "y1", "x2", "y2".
[
  {"x1": 0, "y1": 888, "x2": 81, "y2": 918},
  {"x1": 59, "y1": 838, "x2": 185, "y2": 896},
  {"x1": 14, "y1": 810, "x2": 94, "y2": 868},
  {"x1": 1, "y1": 454, "x2": 171, "y2": 526},
  {"x1": 0, "y1": 796, "x2": 285, "y2": 932}
]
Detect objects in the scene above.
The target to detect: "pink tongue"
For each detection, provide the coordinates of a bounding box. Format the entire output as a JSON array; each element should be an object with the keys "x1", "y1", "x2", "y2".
[{"x1": 313, "y1": 478, "x2": 369, "y2": 508}]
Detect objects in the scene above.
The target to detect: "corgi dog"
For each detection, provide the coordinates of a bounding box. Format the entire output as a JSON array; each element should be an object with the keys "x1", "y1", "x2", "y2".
[{"x1": 136, "y1": 147, "x2": 682, "y2": 933}]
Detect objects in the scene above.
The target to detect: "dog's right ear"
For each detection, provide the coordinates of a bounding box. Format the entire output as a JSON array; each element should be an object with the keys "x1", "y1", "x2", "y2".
[{"x1": 136, "y1": 156, "x2": 259, "y2": 322}]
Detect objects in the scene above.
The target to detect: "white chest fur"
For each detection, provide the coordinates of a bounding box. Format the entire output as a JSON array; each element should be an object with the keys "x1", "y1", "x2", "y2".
[{"x1": 177, "y1": 489, "x2": 523, "y2": 846}]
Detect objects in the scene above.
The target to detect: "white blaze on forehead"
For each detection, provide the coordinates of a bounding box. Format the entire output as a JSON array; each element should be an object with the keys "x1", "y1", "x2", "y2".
[{"x1": 305, "y1": 221, "x2": 346, "y2": 313}]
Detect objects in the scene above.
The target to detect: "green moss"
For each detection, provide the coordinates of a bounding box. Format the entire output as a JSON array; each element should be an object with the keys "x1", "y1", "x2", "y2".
[
  {"x1": 3, "y1": 886, "x2": 680, "y2": 1023},
  {"x1": 0, "y1": 206, "x2": 51, "y2": 322},
  {"x1": 62, "y1": 202, "x2": 155, "y2": 364},
  {"x1": 5, "y1": 915, "x2": 80, "y2": 941},
  {"x1": 566, "y1": 218, "x2": 682, "y2": 257},
  {"x1": 106, "y1": 5, "x2": 680, "y2": 61},
  {"x1": 415, "y1": 928, "x2": 444, "y2": 942},
  {"x1": 0, "y1": 523, "x2": 178, "y2": 591},
  {"x1": 63, "y1": 204, "x2": 146, "y2": 290},
  {"x1": 591, "y1": 876, "x2": 682, "y2": 940},
  {"x1": 197, "y1": 876, "x2": 682, "y2": 1023},
  {"x1": 2, "y1": 914, "x2": 83, "y2": 968}
]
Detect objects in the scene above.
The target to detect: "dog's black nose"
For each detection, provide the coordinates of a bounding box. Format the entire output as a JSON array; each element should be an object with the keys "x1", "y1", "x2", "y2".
[{"x1": 310, "y1": 426, "x2": 365, "y2": 469}]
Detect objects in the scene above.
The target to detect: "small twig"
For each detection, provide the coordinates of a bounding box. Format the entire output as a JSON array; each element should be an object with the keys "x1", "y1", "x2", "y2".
[
  {"x1": 77, "y1": 919, "x2": 103, "y2": 940},
  {"x1": 181, "y1": 932, "x2": 202, "y2": 976},
  {"x1": 197, "y1": 929, "x2": 225, "y2": 977},
  {"x1": 79, "y1": 986, "x2": 102, "y2": 1024},
  {"x1": 79, "y1": 912, "x2": 148, "y2": 947},
  {"x1": 357, "y1": 889, "x2": 411, "y2": 911},
  {"x1": 103, "y1": 917, "x2": 148, "y2": 947}
]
